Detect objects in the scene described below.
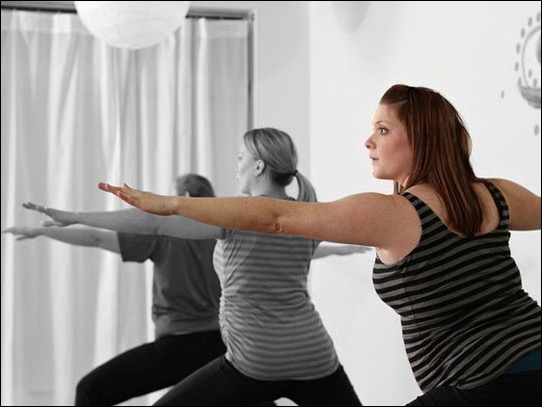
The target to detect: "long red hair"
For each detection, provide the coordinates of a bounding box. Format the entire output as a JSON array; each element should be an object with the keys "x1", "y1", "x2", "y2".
[{"x1": 380, "y1": 84, "x2": 483, "y2": 236}]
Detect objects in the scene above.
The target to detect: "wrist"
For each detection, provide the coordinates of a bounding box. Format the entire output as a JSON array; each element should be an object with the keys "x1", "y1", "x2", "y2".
[
  {"x1": 171, "y1": 197, "x2": 181, "y2": 216},
  {"x1": 69, "y1": 210, "x2": 88, "y2": 226}
]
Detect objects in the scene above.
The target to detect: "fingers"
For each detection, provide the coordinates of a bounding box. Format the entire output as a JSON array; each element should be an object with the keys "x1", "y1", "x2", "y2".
[
  {"x1": 2, "y1": 226, "x2": 25, "y2": 234},
  {"x1": 98, "y1": 182, "x2": 137, "y2": 202},
  {"x1": 22, "y1": 202, "x2": 48, "y2": 214},
  {"x1": 41, "y1": 220, "x2": 56, "y2": 227},
  {"x1": 98, "y1": 182, "x2": 137, "y2": 191},
  {"x1": 98, "y1": 182, "x2": 147, "y2": 212},
  {"x1": 98, "y1": 182, "x2": 125, "y2": 191},
  {"x1": 22, "y1": 202, "x2": 38, "y2": 211},
  {"x1": 2, "y1": 227, "x2": 27, "y2": 237},
  {"x1": 97, "y1": 182, "x2": 109, "y2": 192},
  {"x1": 98, "y1": 182, "x2": 124, "y2": 195}
]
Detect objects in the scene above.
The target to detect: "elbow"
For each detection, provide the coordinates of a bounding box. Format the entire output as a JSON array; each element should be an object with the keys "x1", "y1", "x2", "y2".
[
  {"x1": 92, "y1": 235, "x2": 103, "y2": 247},
  {"x1": 267, "y1": 216, "x2": 286, "y2": 234}
]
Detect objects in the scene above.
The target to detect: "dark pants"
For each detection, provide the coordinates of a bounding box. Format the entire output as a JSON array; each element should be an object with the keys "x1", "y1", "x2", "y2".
[
  {"x1": 153, "y1": 354, "x2": 362, "y2": 406},
  {"x1": 406, "y1": 370, "x2": 541, "y2": 406},
  {"x1": 75, "y1": 330, "x2": 226, "y2": 406}
]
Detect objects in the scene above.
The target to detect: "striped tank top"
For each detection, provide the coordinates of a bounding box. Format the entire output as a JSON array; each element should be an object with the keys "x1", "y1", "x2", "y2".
[
  {"x1": 372, "y1": 181, "x2": 541, "y2": 392},
  {"x1": 213, "y1": 228, "x2": 339, "y2": 381}
]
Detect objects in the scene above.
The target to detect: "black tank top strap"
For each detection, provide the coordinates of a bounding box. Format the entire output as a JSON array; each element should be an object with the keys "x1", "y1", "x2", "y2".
[
  {"x1": 400, "y1": 191, "x2": 423, "y2": 208},
  {"x1": 480, "y1": 180, "x2": 510, "y2": 229},
  {"x1": 399, "y1": 191, "x2": 442, "y2": 235}
]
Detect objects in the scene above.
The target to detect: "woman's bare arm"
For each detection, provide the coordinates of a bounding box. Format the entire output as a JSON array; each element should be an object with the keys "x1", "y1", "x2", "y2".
[
  {"x1": 22, "y1": 203, "x2": 221, "y2": 239},
  {"x1": 2, "y1": 225, "x2": 120, "y2": 253},
  {"x1": 98, "y1": 183, "x2": 411, "y2": 248}
]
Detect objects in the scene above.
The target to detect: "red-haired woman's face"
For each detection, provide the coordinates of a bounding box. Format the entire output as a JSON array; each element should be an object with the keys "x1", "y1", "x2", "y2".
[{"x1": 365, "y1": 104, "x2": 412, "y2": 187}]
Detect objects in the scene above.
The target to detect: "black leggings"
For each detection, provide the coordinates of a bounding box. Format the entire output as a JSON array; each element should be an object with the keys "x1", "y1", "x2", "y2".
[
  {"x1": 75, "y1": 330, "x2": 226, "y2": 406},
  {"x1": 153, "y1": 355, "x2": 362, "y2": 406},
  {"x1": 406, "y1": 370, "x2": 541, "y2": 406}
]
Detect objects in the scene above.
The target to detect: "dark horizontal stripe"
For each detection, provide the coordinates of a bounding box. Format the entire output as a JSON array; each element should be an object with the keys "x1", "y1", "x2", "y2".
[
  {"x1": 390, "y1": 263, "x2": 520, "y2": 318},
  {"x1": 216, "y1": 229, "x2": 336, "y2": 381},
  {"x1": 376, "y1": 259, "x2": 517, "y2": 311},
  {"x1": 374, "y1": 184, "x2": 540, "y2": 392},
  {"x1": 374, "y1": 249, "x2": 514, "y2": 294}
]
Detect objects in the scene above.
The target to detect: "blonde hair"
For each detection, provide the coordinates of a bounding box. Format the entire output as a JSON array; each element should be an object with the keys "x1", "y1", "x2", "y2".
[{"x1": 243, "y1": 128, "x2": 317, "y2": 202}]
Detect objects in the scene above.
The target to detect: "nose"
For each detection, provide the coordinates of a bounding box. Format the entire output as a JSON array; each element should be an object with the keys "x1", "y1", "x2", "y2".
[{"x1": 364, "y1": 135, "x2": 374, "y2": 150}]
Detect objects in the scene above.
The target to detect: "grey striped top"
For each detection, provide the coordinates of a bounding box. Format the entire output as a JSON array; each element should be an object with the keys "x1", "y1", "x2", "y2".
[
  {"x1": 213, "y1": 228, "x2": 339, "y2": 380},
  {"x1": 372, "y1": 181, "x2": 541, "y2": 392}
]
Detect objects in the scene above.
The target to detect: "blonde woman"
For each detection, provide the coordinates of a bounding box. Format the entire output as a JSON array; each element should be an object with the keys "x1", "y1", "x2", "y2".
[{"x1": 22, "y1": 129, "x2": 363, "y2": 406}]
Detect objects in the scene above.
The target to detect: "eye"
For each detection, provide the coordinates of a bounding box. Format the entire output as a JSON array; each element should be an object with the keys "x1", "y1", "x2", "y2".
[{"x1": 378, "y1": 126, "x2": 388, "y2": 135}]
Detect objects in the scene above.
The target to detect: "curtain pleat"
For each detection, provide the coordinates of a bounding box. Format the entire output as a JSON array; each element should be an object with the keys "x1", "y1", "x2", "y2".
[{"x1": 1, "y1": 9, "x2": 248, "y2": 406}]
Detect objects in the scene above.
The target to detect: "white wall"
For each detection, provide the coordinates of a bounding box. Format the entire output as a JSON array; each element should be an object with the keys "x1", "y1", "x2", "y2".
[
  {"x1": 6, "y1": 1, "x2": 539, "y2": 405},
  {"x1": 196, "y1": 1, "x2": 540, "y2": 405},
  {"x1": 309, "y1": 1, "x2": 541, "y2": 405},
  {"x1": 190, "y1": 2, "x2": 541, "y2": 406},
  {"x1": 192, "y1": 1, "x2": 312, "y2": 176}
]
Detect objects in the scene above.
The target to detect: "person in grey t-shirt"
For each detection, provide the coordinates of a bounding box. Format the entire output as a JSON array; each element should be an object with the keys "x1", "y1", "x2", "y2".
[
  {"x1": 4, "y1": 174, "x2": 228, "y2": 406},
  {"x1": 18, "y1": 129, "x2": 369, "y2": 405}
]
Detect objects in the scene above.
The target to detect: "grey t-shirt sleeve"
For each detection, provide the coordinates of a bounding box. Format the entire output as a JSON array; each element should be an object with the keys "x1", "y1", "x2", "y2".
[
  {"x1": 117, "y1": 232, "x2": 158, "y2": 262},
  {"x1": 311, "y1": 238, "x2": 322, "y2": 254},
  {"x1": 218, "y1": 227, "x2": 231, "y2": 240}
]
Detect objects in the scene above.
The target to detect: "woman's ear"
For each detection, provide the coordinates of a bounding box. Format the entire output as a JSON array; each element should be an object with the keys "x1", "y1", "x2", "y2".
[{"x1": 255, "y1": 159, "x2": 265, "y2": 176}]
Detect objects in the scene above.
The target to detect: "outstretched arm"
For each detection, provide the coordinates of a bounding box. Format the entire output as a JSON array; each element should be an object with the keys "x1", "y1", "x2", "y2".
[
  {"x1": 22, "y1": 203, "x2": 221, "y2": 239},
  {"x1": 490, "y1": 178, "x2": 541, "y2": 230},
  {"x1": 2, "y1": 225, "x2": 120, "y2": 253},
  {"x1": 98, "y1": 183, "x2": 409, "y2": 248}
]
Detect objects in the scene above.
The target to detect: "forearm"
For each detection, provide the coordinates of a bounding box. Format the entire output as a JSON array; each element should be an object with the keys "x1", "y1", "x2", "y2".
[
  {"x1": 173, "y1": 196, "x2": 293, "y2": 233},
  {"x1": 76, "y1": 206, "x2": 220, "y2": 239},
  {"x1": 78, "y1": 208, "x2": 220, "y2": 239},
  {"x1": 33, "y1": 202, "x2": 218, "y2": 239},
  {"x1": 75, "y1": 208, "x2": 159, "y2": 234},
  {"x1": 39, "y1": 226, "x2": 120, "y2": 253}
]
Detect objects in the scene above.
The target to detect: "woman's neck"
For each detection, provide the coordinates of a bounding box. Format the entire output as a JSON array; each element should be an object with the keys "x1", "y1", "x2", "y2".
[{"x1": 250, "y1": 183, "x2": 289, "y2": 199}]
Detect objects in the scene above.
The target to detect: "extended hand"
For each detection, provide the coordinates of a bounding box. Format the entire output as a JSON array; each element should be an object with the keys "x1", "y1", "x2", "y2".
[
  {"x1": 2, "y1": 226, "x2": 41, "y2": 240},
  {"x1": 98, "y1": 183, "x2": 179, "y2": 216},
  {"x1": 22, "y1": 202, "x2": 77, "y2": 226}
]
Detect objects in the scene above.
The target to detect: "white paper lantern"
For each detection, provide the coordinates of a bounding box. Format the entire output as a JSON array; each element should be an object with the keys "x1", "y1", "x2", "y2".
[{"x1": 74, "y1": 1, "x2": 189, "y2": 50}]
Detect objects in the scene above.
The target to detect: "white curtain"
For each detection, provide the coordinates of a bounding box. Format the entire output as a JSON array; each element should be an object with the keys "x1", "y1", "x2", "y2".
[{"x1": 1, "y1": 9, "x2": 249, "y2": 406}]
